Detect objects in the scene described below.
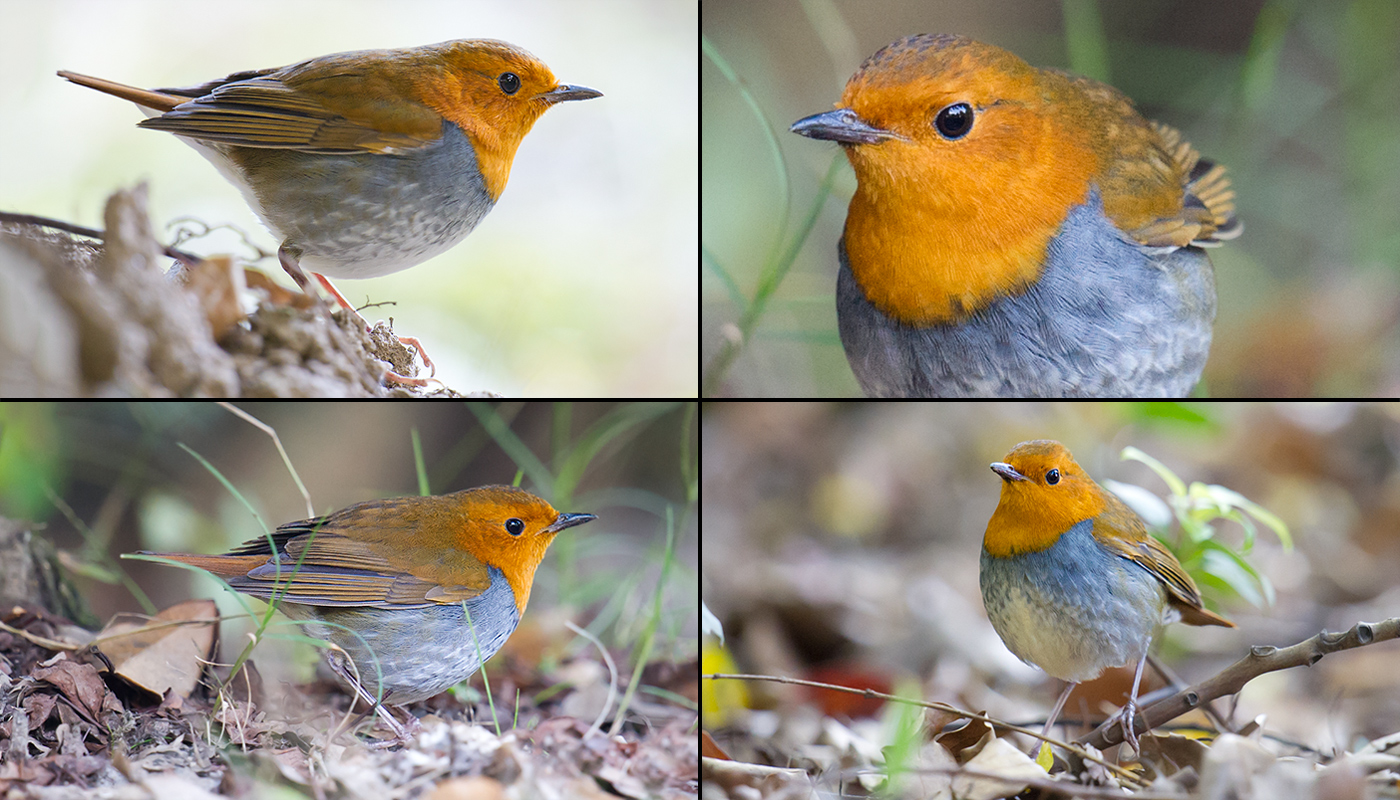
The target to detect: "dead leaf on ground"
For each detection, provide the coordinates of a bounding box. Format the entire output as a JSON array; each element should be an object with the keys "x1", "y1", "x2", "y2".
[
  {"x1": 95, "y1": 599, "x2": 218, "y2": 698},
  {"x1": 30, "y1": 653, "x2": 124, "y2": 725}
]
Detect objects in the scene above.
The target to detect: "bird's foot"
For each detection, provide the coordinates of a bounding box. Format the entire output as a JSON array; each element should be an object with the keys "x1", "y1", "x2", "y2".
[
  {"x1": 1115, "y1": 698, "x2": 1142, "y2": 757},
  {"x1": 310, "y1": 272, "x2": 438, "y2": 383}
]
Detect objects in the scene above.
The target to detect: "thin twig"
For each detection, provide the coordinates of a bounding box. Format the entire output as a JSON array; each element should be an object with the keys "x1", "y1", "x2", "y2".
[
  {"x1": 1146, "y1": 652, "x2": 1232, "y2": 733},
  {"x1": 1083, "y1": 618, "x2": 1400, "y2": 750},
  {"x1": 0, "y1": 210, "x2": 201, "y2": 264},
  {"x1": 703, "y1": 672, "x2": 1144, "y2": 786},
  {"x1": 820, "y1": 762, "x2": 1198, "y2": 800},
  {"x1": 566, "y1": 619, "x2": 618, "y2": 740}
]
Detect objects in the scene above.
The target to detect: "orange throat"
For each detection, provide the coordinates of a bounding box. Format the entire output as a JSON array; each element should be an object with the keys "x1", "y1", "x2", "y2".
[
  {"x1": 838, "y1": 112, "x2": 1100, "y2": 327},
  {"x1": 983, "y1": 487, "x2": 1105, "y2": 557},
  {"x1": 843, "y1": 169, "x2": 1083, "y2": 326}
]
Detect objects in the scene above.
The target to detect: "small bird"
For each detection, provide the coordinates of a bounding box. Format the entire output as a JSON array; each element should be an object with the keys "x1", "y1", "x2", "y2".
[
  {"x1": 979, "y1": 440, "x2": 1233, "y2": 751},
  {"x1": 138, "y1": 485, "x2": 595, "y2": 739},
  {"x1": 60, "y1": 40, "x2": 601, "y2": 382},
  {"x1": 791, "y1": 34, "x2": 1238, "y2": 398}
]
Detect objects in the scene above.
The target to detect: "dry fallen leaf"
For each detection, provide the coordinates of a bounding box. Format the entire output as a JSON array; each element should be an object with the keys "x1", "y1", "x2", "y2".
[{"x1": 95, "y1": 599, "x2": 218, "y2": 698}]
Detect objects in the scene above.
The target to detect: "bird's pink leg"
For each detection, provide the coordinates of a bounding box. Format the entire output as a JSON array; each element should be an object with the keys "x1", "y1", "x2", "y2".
[{"x1": 1043, "y1": 681, "x2": 1077, "y2": 739}]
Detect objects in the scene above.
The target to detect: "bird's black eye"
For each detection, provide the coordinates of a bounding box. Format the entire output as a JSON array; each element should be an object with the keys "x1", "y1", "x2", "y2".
[
  {"x1": 499, "y1": 72, "x2": 521, "y2": 95},
  {"x1": 934, "y1": 102, "x2": 973, "y2": 139},
  {"x1": 1045, "y1": 469, "x2": 1060, "y2": 485},
  {"x1": 505, "y1": 518, "x2": 525, "y2": 536}
]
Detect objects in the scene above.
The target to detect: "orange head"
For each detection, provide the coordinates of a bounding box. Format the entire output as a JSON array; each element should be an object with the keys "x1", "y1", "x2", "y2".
[
  {"x1": 790, "y1": 34, "x2": 1236, "y2": 326},
  {"x1": 367, "y1": 485, "x2": 597, "y2": 614},
  {"x1": 59, "y1": 39, "x2": 601, "y2": 203},
  {"x1": 378, "y1": 40, "x2": 602, "y2": 200},
  {"x1": 984, "y1": 439, "x2": 1107, "y2": 556}
]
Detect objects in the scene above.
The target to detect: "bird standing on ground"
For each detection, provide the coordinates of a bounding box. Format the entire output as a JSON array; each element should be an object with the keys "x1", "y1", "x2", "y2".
[{"x1": 138, "y1": 485, "x2": 596, "y2": 740}]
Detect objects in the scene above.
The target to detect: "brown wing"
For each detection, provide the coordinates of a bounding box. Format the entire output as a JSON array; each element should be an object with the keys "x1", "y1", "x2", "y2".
[
  {"x1": 1124, "y1": 122, "x2": 1239, "y2": 248},
  {"x1": 1090, "y1": 496, "x2": 1235, "y2": 628},
  {"x1": 1057, "y1": 69, "x2": 1239, "y2": 250},
  {"x1": 133, "y1": 50, "x2": 447, "y2": 154},
  {"x1": 146, "y1": 498, "x2": 492, "y2": 609}
]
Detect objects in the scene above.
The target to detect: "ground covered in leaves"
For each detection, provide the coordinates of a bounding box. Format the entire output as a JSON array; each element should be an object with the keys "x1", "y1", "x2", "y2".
[
  {"x1": 702, "y1": 403, "x2": 1400, "y2": 799},
  {"x1": 0, "y1": 602, "x2": 698, "y2": 798}
]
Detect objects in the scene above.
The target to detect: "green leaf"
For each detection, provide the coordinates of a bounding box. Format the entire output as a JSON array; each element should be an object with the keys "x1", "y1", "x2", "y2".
[
  {"x1": 58, "y1": 557, "x2": 121, "y2": 584},
  {"x1": 1200, "y1": 547, "x2": 1265, "y2": 608},
  {"x1": 1119, "y1": 445, "x2": 1286, "y2": 611},
  {"x1": 1120, "y1": 446, "x2": 1187, "y2": 497},
  {"x1": 1214, "y1": 485, "x2": 1292, "y2": 551}
]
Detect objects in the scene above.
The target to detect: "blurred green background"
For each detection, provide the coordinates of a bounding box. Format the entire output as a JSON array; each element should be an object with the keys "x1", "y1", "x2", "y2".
[
  {"x1": 1, "y1": 0, "x2": 697, "y2": 396},
  {"x1": 703, "y1": 0, "x2": 1400, "y2": 397}
]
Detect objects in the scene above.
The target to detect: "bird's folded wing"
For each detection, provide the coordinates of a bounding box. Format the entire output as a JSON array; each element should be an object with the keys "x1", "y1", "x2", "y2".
[
  {"x1": 139, "y1": 58, "x2": 445, "y2": 154},
  {"x1": 152, "y1": 525, "x2": 492, "y2": 609},
  {"x1": 1093, "y1": 515, "x2": 1234, "y2": 627},
  {"x1": 242, "y1": 530, "x2": 492, "y2": 607},
  {"x1": 1124, "y1": 123, "x2": 1238, "y2": 249}
]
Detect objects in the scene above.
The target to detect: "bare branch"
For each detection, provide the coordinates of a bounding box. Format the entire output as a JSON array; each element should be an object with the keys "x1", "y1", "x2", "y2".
[{"x1": 1082, "y1": 618, "x2": 1400, "y2": 750}]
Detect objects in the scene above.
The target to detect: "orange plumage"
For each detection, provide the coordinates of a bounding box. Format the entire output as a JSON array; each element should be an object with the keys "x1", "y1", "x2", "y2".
[
  {"x1": 984, "y1": 440, "x2": 1232, "y2": 628},
  {"x1": 792, "y1": 35, "x2": 1238, "y2": 398}
]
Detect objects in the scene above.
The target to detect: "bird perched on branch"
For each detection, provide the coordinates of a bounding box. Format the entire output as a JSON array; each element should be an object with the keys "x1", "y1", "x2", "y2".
[{"x1": 980, "y1": 440, "x2": 1234, "y2": 751}]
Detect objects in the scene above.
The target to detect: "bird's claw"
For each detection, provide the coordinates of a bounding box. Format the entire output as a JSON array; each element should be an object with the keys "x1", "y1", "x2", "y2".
[{"x1": 1118, "y1": 698, "x2": 1141, "y2": 757}]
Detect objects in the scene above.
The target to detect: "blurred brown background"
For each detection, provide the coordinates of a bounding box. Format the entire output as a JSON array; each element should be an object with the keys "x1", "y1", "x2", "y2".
[{"x1": 703, "y1": 402, "x2": 1400, "y2": 753}]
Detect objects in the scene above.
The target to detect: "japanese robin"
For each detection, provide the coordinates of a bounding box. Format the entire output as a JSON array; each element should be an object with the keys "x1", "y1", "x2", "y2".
[
  {"x1": 60, "y1": 40, "x2": 601, "y2": 381},
  {"x1": 139, "y1": 485, "x2": 595, "y2": 739},
  {"x1": 791, "y1": 35, "x2": 1238, "y2": 397},
  {"x1": 979, "y1": 440, "x2": 1233, "y2": 750}
]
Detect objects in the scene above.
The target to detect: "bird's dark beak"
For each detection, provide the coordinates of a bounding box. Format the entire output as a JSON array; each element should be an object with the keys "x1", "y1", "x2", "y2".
[
  {"x1": 542, "y1": 84, "x2": 603, "y2": 104},
  {"x1": 791, "y1": 107, "x2": 901, "y2": 145},
  {"x1": 990, "y1": 462, "x2": 1029, "y2": 483},
  {"x1": 546, "y1": 512, "x2": 597, "y2": 534}
]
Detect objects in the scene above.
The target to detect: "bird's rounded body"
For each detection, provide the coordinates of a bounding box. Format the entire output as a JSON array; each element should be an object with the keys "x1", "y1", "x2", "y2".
[
  {"x1": 979, "y1": 440, "x2": 1232, "y2": 681},
  {"x1": 136, "y1": 486, "x2": 595, "y2": 707},
  {"x1": 977, "y1": 440, "x2": 1232, "y2": 743},
  {"x1": 791, "y1": 34, "x2": 1237, "y2": 398},
  {"x1": 192, "y1": 122, "x2": 495, "y2": 280},
  {"x1": 839, "y1": 190, "x2": 1216, "y2": 398},
  {"x1": 61, "y1": 40, "x2": 600, "y2": 287},
  {"x1": 980, "y1": 518, "x2": 1170, "y2": 682},
  {"x1": 281, "y1": 568, "x2": 520, "y2": 703}
]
